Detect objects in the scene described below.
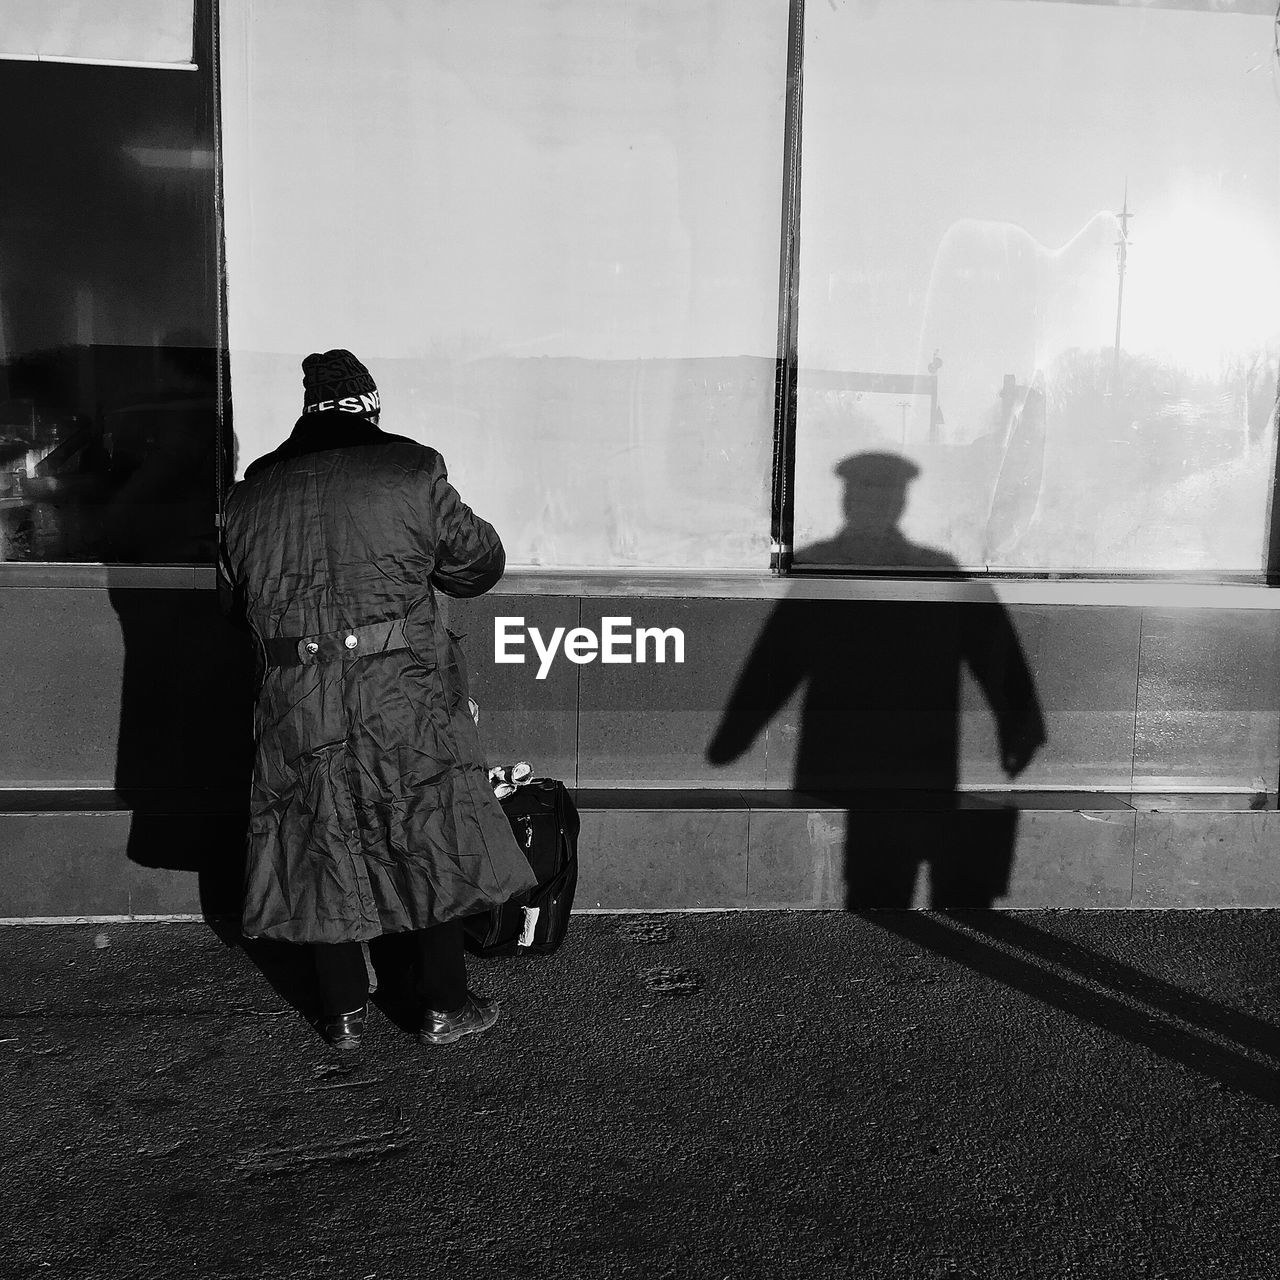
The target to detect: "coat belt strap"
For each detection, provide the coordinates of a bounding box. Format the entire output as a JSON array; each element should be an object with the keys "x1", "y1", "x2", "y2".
[{"x1": 263, "y1": 617, "x2": 411, "y2": 668}]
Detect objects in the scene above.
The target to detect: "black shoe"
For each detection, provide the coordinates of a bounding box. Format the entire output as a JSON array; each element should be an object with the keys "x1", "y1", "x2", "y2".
[
  {"x1": 317, "y1": 1005, "x2": 366, "y2": 1050},
  {"x1": 418, "y1": 991, "x2": 499, "y2": 1046}
]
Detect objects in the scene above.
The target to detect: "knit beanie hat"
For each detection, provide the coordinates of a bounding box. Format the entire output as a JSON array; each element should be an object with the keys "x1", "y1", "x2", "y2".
[{"x1": 301, "y1": 349, "x2": 380, "y2": 416}]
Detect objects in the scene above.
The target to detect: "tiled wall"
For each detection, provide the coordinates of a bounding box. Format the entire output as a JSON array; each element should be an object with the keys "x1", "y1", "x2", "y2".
[
  {"x1": 0, "y1": 587, "x2": 252, "y2": 789},
  {"x1": 3, "y1": 585, "x2": 1280, "y2": 916},
  {"x1": 5, "y1": 795, "x2": 1279, "y2": 917},
  {"x1": 4, "y1": 585, "x2": 1275, "y2": 793},
  {"x1": 575, "y1": 801, "x2": 1144, "y2": 911},
  {"x1": 448, "y1": 593, "x2": 1280, "y2": 795},
  {"x1": 2, "y1": 586, "x2": 1277, "y2": 795},
  {"x1": 1133, "y1": 610, "x2": 1280, "y2": 791}
]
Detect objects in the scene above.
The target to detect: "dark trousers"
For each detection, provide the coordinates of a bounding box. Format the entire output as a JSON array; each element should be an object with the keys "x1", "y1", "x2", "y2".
[{"x1": 312, "y1": 918, "x2": 467, "y2": 1016}]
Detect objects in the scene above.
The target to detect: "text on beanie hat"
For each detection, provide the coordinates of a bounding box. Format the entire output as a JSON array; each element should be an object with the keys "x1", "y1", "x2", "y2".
[{"x1": 301, "y1": 349, "x2": 380, "y2": 416}]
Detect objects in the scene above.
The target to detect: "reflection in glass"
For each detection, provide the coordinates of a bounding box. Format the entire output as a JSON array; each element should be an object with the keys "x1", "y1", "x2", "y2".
[
  {"x1": 794, "y1": 0, "x2": 1280, "y2": 574},
  {"x1": 218, "y1": 0, "x2": 787, "y2": 570},
  {"x1": 0, "y1": 35, "x2": 220, "y2": 564}
]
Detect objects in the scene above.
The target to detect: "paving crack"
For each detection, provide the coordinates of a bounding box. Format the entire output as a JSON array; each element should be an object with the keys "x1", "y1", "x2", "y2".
[{"x1": 232, "y1": 1121, "x2": 415, "y2": 1177}]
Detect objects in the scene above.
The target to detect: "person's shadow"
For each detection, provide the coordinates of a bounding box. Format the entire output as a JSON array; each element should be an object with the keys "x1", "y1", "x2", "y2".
[
  {"x1": 708, "y1": 451, "x2": 1047, "y2": 908},
  {"x1": 103, "y1": 337, "x2": 251, "y2": 928},
  {"x1": 102, "y1": 338, "x2": 322, "y2": 1020}
]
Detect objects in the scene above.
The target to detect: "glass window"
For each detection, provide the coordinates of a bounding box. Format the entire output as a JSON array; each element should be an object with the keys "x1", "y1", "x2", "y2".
[
  {"x1": 1, "y1": 0, "x2": 194, "y2": 66},
  {"x1": 0, "y1": 11, "x2": 221, "y2": 564},
  {"x1": 792, "y1": 0, "x2": 1280, "y2": 576},
  {"x1": 218, "y1": 0, "x2": 789, "y2": 571}
]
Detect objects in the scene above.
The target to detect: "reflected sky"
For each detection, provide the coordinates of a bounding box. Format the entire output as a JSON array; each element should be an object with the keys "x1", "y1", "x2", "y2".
[
  {"x1": 796, "y1": 0, "x2": 1280, "y2": 572},
  {"x1": 800, "y1": 0, "x2": 1280, "y2": 387}
]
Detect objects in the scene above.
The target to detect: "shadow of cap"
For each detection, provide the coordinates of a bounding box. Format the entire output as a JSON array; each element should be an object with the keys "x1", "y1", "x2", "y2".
[{"x1": 834, "y1": 452, "x2": 920, "y2": 488}]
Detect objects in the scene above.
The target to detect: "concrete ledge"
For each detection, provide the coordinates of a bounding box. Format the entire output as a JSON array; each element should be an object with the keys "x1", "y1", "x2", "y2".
[
  {"x1": 2, "y1": 788, "x2": 1279, "y2": 919},
  {"x1": 572, "y1": 791, "x2": 1146, "y2": 911},
  {"x1": 6, "y1": 564, "x2": 1280, "y2": 608}
]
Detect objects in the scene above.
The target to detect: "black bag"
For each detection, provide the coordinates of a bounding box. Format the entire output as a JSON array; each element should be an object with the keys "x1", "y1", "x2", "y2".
[{"x1": 464, "y1": 778, "x2": 580, "y2": 956}]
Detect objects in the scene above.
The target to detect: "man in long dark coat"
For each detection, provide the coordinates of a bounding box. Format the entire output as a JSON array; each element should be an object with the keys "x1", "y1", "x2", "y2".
[{"x1": 220, "y1": 350, "x2": 536, "y2": 1050}]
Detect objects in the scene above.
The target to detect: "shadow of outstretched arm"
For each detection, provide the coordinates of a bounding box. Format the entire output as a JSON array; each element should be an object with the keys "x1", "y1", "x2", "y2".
[
  {"x1": 707, "y1": 601, "x2": 804, "y2": 767},
  {"x1": 964, "y1": 600, "x2": 1047, "y2": 778}
]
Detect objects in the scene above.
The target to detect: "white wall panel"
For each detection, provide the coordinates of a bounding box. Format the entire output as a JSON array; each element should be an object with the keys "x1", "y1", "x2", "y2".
[
  {"x1": 219, "y1": 0, "x2": 787, "y2": 569},
  {"x1": 794, "y1": 0, "x2": 1280, "y2": 575},
  {"x1": 1, "y1": 0, "x2": 193, "y2": 65}
]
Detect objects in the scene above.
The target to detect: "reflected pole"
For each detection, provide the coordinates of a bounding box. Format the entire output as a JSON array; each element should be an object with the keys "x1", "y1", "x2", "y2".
[{"x1": 1112, "y1": 182, "x2": 1132, "y2": 395}]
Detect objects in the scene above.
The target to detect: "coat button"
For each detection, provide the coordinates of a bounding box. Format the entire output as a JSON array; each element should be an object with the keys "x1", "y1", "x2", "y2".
[
  {"x1": 305, "y1": 641, "x2": 319, "y2": 655},
  {"x1": 344, "y1": 635, "x2": 358, "y2": 650}
]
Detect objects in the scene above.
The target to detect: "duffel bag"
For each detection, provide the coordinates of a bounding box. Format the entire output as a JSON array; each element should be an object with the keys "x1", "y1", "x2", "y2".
[{"x1": 464, "y1": 777, "x2": 580, "y2": 956}]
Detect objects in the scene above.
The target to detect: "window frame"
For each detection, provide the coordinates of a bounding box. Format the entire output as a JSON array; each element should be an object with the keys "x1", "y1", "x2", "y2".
[
  {"x1": 0, "y1": 0, "x2": 230, "y2": 582},
  {"x1": 771, "y1": 0, "x2": 1280, "y2": 586}
]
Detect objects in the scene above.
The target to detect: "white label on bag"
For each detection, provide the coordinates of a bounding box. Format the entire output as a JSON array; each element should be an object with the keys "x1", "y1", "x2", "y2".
[{"x1": 518, "y1": 906, "x2": 540, "y2": 948}]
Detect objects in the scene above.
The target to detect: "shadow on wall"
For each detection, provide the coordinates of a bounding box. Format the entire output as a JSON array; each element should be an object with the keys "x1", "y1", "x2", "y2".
[
  {"x1": 708, "y1": 450, "x2": 1047, "y2": 909},
  {"x1": 110, "y1": 573, "x2": 334, "y2": 1022},
  {"x1": 707, "y1": 455, "x2": 1280, "y2": 1102},
  {"x1": 108, "y1": 585, "x2": 255, "y2": 923}
]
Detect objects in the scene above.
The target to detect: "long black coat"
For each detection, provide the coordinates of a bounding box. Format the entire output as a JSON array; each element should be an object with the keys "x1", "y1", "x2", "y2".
[{"x1": 220, "y1": 410, "x2": 536, "y2": 944}]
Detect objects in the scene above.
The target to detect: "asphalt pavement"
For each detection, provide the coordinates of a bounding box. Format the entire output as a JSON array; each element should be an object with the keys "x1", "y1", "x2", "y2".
[{"x1": 3, "y1": 909, "x2": 1279, "y2": 1280}]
